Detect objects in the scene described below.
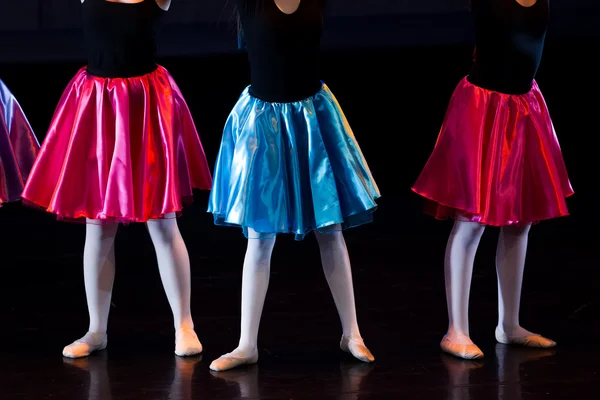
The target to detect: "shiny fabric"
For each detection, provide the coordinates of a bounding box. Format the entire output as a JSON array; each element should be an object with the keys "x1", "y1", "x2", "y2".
[
  {"x1": 208, "y1": 84, "x2": 380, "y2": 240},
  {"x1": 22, "y1": 66, "x2": 212, "y2": 223},
  {"x1": 0, "y1": 79, "x2": 40, "y2": 205},
  {"x1": 412, "y1": 77, "x2": 573, "y2": 226}
]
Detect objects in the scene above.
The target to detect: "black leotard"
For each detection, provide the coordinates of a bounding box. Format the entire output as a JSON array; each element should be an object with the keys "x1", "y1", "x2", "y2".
[
  {"x1": 236, "y1": 0, "x2": 326, "y2": 102},
  {"x1": 468, "y1": 0, "x2": 549, "y2": 95},
  {"x1": 82, "y1": 0, "x2": 164, "y2": 78}
]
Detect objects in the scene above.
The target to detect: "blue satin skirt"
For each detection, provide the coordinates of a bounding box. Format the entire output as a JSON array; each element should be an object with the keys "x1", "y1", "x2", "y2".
[{"x1": 208, "y1": 83, "x2": 380, "y2": 240}]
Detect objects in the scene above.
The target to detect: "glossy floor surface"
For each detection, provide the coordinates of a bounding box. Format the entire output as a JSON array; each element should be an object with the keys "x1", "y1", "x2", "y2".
[{"x1": 1, "y1": 206, "x2": 598, "y2": 399}]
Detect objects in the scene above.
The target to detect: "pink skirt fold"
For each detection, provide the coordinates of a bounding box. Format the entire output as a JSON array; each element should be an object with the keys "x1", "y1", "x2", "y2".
[
  {"x1": 22, "y1": 66, "x2": 212, "y2": 223},
  {"x1": 412, "y1": 77, "x2": 573, "y2": 226}
]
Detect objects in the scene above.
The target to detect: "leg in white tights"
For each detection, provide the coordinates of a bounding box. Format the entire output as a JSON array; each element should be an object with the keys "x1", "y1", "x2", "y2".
[
  {"x1": 210, "y1": 229, "x2": 275, "y2": 371},
  {"x1": 63, "y1": 214, "x2": 201, "y2": 359},
  {"x1": 210, "y1": 225, "x2": 374, "y2": 372},
  {"x1": 315, "y1": 226, "x2": 374, "y2": 363},
  {"x1": 495, "y1": 224, "x2": 555, "y2": 347},
  {"x1": 63, "y1": 221, "x2": 118, "y2": 358},
  {"x1": 146, "y1": 214, "x2": 202, "y2": 356},
  {"x1": 441, "y1": 219, "x2": 486, "y2": 359}
]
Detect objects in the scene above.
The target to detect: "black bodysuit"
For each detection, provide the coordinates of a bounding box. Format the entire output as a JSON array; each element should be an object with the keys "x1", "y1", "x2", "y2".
[
  {"x1": 82, "y1": 0, "x2": 164, "y2": 78},
  {"x1": 236, "y1": 0, "x2": 325, "y2": 103},
  {"x1": 468, "y1": 0, "x2": 549, "y2": 95}
]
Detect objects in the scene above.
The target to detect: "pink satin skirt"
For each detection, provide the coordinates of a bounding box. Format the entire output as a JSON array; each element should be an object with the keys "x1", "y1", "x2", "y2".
[
  {"x1": 0, "y1": 79, "x2": 40, "y2": 205},
  {"x1": 412, "y1": 77, "x2": 573, "y2": 226},
  {"x1": 22, "y1": 66, "x2": 212, "y2": 223}
]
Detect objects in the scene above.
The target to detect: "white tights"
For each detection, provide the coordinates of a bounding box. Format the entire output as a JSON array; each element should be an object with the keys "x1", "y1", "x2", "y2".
[
  {"x1": 210, "y1": 225, "x2": 372, "y2": 370},
  {"x1": 444, "y1": 220, "x2": 537, "y2": 345},
  {"x1": 239, "y1": 226, "x2": 362, "y2": 350},
  {"x1": 63, "y1": 213, "x2": 201, "y2": 358}
]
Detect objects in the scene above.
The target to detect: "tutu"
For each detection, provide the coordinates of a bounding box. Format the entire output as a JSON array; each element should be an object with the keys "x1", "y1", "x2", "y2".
[
  {"x1": 0, "y1": 79, "x2": 39, "y2": 205},
  {"x1": 208, "y1": 84, "x2": 380, "y2": 240},
  {"x1": 412, "y1": 77, "x2": 573, "y2": 226},
  {"x1": 22, "y1": 66, "x2": 212, "y2": 223}
]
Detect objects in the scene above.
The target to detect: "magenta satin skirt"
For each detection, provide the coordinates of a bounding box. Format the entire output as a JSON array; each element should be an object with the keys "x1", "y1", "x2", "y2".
[
  {"x1": 22, "y1": 66, "x2": 212, "y2": 223},
  {"x1": 0, "y1": 79, "x2": 40, "y2": 205},
  {"x1": 412, "y1": 77, "x2": 573, "y2": 226}
]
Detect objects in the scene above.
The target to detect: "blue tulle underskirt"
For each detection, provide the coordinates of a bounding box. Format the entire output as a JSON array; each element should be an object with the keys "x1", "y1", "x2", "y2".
[{"x1": 208, "y1": 83, "x2": 380, "y2": 240}]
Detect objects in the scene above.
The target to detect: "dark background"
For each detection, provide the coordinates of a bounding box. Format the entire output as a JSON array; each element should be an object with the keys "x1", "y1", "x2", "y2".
[
  {"x1": 0, "y1": 1, "x2": 598, "y2": 380},
  {"x1": 1, "y1": 0, "x2": 599, "y2": 62}
]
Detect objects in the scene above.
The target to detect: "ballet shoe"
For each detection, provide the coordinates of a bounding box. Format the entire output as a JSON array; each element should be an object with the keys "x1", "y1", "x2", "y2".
[
  {"x1": 340, "y1": 336, "x2": 375, "y2": 363},
  {"x1": 440, "y1": 335, "x2": 484, "y2": 360},
  {"x1": 495, "y1": 327, "x2": 556, "y2": 348},
  {"x1": 494, "y1": 343, "x2": 556, "y2": 365},
  {"x1": 209, "y1": 349, "x2": 259, "y2": 372},
  {"x1": 63, "y1": 332, "x2": 108, "y2": 359},
  {"x1": 175, "y1": 328, "x2": 203, "y2": 357}
]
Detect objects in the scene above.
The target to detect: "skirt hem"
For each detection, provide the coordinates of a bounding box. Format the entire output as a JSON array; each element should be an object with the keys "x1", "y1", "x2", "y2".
[
  {"x1": 211, "y1": 202, "x2": 379, "y2": 241},
  {"x1": 21, "y1": 195, "x2": 196, "y2": 224},
  {"x1": 411, "y1": 187, "x2": 573, "y2": 226}
]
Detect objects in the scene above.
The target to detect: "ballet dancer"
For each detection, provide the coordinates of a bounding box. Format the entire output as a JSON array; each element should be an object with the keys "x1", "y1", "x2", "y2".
[
  {"x1": 412, "y1": 0, "x2": 572, "y2": 359},
  {"x1": 22, "y1": 0, "x2": 212, "y2": 358},
  {"x1": 208, "y1": 0, "x2": 380, "y2": 371}
]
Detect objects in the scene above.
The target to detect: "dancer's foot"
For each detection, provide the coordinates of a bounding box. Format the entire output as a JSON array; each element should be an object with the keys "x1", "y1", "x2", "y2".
[
  {"x1": 340, "y1": 336, "x2": 375, "y2": 363},
  {"x1": 440, "y1": 334, "x2": 484, "y2": 360},
  {"x1": 494, "y1": 343, "x2": 556, "y2": 365},
  {"x1": 175, "y1": 328, "x2": 203, "y2": 356},
  {"x1": 63, "y1": 332, "x2": 108, "y2": 359},
  {"x1": 495, "y1": 326, "x2": 556, "y2": 348},
  {"x1": 209, "y1": 348, "x2": 259, "y2": 372}
]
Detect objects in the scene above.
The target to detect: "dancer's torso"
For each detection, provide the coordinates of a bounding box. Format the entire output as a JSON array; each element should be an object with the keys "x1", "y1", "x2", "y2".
[
  {"x1": 82, "y1": 0, "x2": 164, "y2": 78},
  {"x1": 468, "y1": 0, "x2": 549, "y2": 94},
  {"x1": 237, "y1": 0, "x2": 325, "y2": 102}
]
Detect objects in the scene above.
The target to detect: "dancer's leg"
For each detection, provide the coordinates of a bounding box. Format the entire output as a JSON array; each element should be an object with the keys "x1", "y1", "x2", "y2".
[
  {"x1": 495, "y1": 224, "x2": 555, "y2": 347},
  {"x1": 146, "y1": 214, "x2": 202, "y2": 356},
  {"x1": 210, "y1": 229, "x2": 276, "y2": 371},
  {"x1": 315, "y1": 226, "x2": 374, "y2": 362},
  {"x1": 63, "y1": 221, "x2": 118, "y2": 358},
  {"x1": 441, "y1": 220, "x2": 486, "y2": 359}
]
